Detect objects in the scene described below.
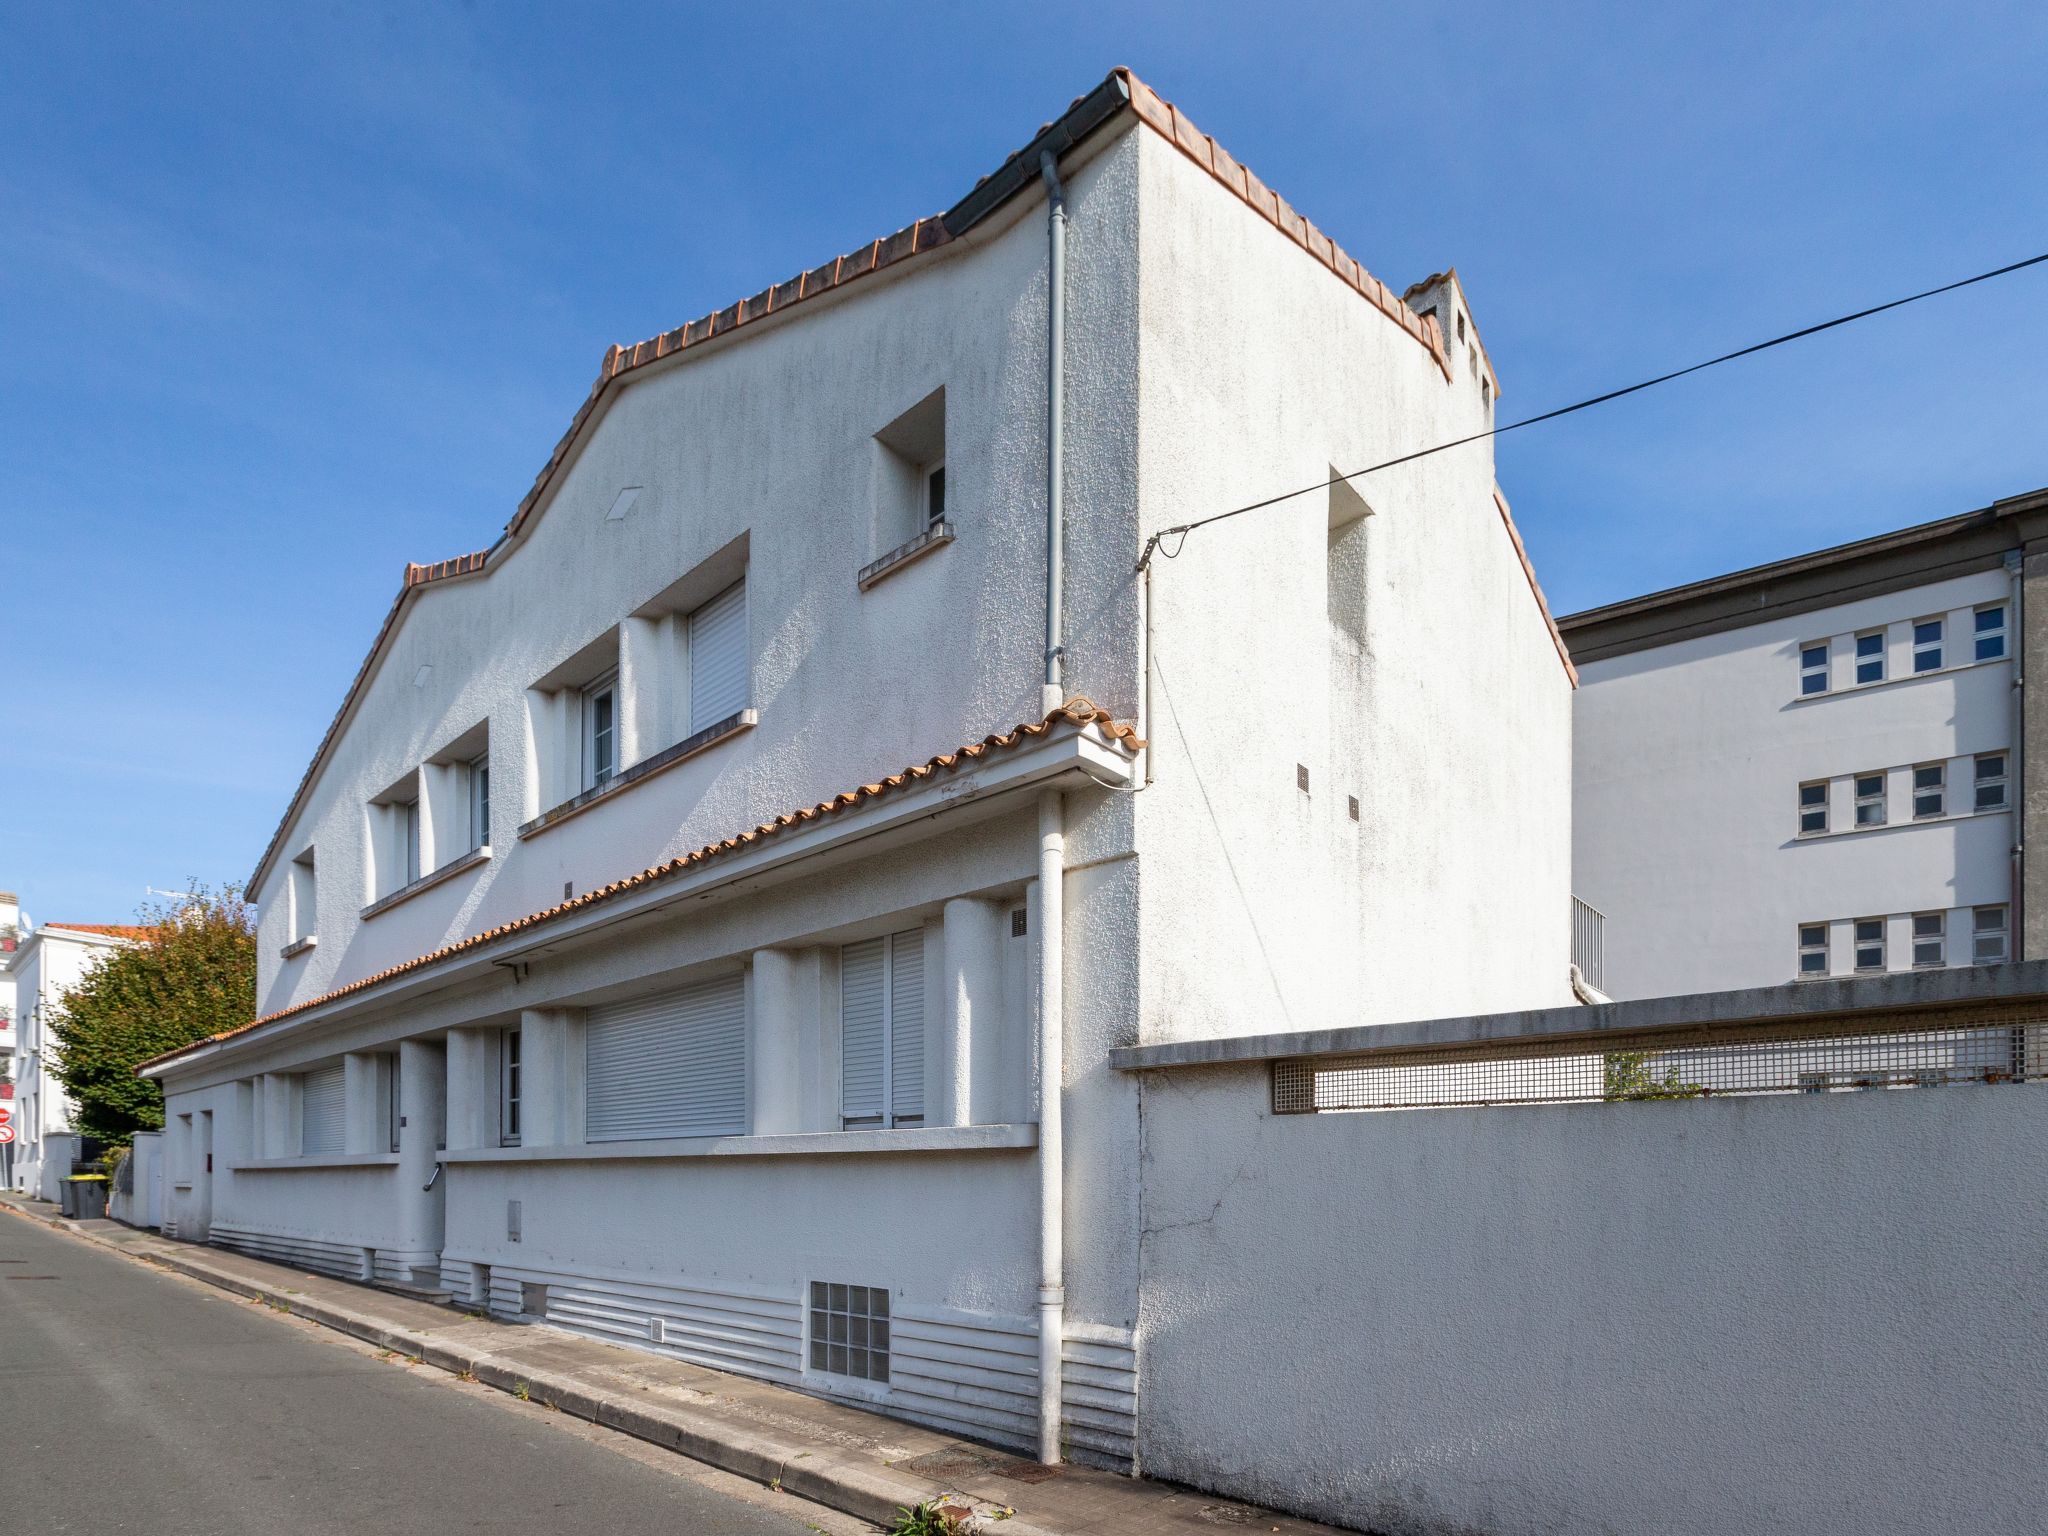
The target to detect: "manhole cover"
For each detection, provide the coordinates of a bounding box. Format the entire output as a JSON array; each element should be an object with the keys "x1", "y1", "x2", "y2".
[
  {"x1": 996, "y1": 1460, "x2": 1064, "y2": 1484},
  {"x1": 899, "y1": 1448, "x2": 1004, "y2": 1478}
]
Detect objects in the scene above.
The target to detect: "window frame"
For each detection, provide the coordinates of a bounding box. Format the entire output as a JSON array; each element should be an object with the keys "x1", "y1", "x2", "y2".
[
  {"x1": 808, "y1": 1280, "x2": 890, "y2": 1385},
  {"x1": 922, "y1": 459, "x2": 946, "y2": 529},
  {"x1": 840, "y1": 929, "x2": 926, "y2": 1131},
  {"x1": 1853, "y1": 772, "x2": 1887, "y2": 828},
  {"x1": 581, "y1": 671, "x2": 619, "y2": 791},
  {"x1": 1911, "y1": 911, "x2": 1946, "y2": 969},
  {"x1": 1799, "y1": 642, "x2": 1830, "y2": 696},
  {"x1": 1797, "y1": 923, "x2": 1829, "y2": 978},
  {"x1": 1973, "y1": 905, "x2": 2010, "y2": 965},
  {"x1": 1852, "y1": 917, "x2": 1886, "y2": 973},
  {"x1": 469, "y1": 753, "x2": 491, "y2": 851},
  {"x1": 1975, "y1": 753, "x2": 2008, "y2": 812},
  {"x1": 500, "y1": 1027, "x2": 521, "y2": 1147},
  {"x1": 1912, "y1": 617, "x2": 1943, "y2": 673},
  {"x1": 1912, "y1": 763, "x2": 1946, "y2": 819},
  {"x1": 1797, "y1": 780, "x2": 1829, "y2": 837},
  {"x1": 387, "y1": 1056, "x2": 402, "y2": 1153},
  {"x1": 1854, "y1": 630, "x2": 1886, "y2": 686},
  {"x1": 1975, "y1": 604, "x2": 2008, "y2": 662}
]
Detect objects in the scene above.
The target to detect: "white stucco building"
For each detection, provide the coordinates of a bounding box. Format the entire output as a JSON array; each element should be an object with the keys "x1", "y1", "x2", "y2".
[
  {"x1": 142, "y1": 69, "x2": 1575, "y2": 1466},
  {"x1": 1566, "y1": 487, "x2": 2048, "y2": 1001},
  {"x1": 7, "y1": 919, "x2": 144, "y2": 1196}
]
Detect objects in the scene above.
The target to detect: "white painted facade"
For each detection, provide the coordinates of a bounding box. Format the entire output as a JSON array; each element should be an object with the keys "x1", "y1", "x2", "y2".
[
  {"x1": 1570, "y1": 515, "x2": 2028, "y2": 1001},
  {"x1": 148, "y1": 74, "x2": 1573, "y2": 1466},
  {"x1": 6, "y1": 922, "x2": 138, "y2": 1193}
]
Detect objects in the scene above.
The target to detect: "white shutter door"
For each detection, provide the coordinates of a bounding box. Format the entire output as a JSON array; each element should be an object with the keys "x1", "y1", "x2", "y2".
[
  {"x1": 301, "y1": 1064, "x2": 345, "y2": 1155},
  {"x1": 889, "y1": 928, "x2": 926, "y2": 1124},
  {"x1": 688, "y1": 581, "x2": 749, "y2": 733},
  {"x1": 841, "y1": 938, "x2": 886, "y2": 1126},
  {"x1": 586, "y1": 973, "x2": 747, "y2": 1141}
]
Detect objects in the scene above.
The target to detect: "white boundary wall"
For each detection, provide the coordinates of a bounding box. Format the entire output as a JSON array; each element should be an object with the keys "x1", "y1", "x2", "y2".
[{"x1": 1134, "y1": 1061, "x2": 2048, "y2": 1536}]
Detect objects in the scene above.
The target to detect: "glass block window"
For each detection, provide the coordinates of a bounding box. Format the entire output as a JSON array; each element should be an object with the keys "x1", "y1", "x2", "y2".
[{"x1": 809, "y1": 1281, "x2": 889, "y2": 1383}]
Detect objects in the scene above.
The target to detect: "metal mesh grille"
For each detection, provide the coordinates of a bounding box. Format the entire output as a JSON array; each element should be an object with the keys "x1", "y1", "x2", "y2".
[{"x1": 1273, "y1": 1005, "x2": 2048, "y2": 1114}]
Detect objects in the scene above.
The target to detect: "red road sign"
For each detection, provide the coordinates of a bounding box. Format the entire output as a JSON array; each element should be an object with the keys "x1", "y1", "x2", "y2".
[
  {"x1": 0, "y1": 1125, "x2": 16, "y2": 1144},
  {"x1": 0, "y1": 1104, "x2": 11, "y2": 1125}
]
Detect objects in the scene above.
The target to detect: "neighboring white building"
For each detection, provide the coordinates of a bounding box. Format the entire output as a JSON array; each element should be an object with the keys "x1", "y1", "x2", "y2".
[
  {"x1": 0, "y1": 890, "x2": 18, "y2": 1185},
  {"x1": 142, "y1": 69, "x2": 1575, "y2": 1466},
  {"x1": 1566, "y1": 487, "x2": 2048, "y2": 1001},
  {"x1": 7, "y1": 920, "x2": 145, "y2": 1195}
]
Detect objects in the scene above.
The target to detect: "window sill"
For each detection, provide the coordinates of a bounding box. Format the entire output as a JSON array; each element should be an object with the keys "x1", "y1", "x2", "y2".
[
  {"x1": 441, "y1": 1122, "x2": 1036, "y2": 1164},
  {"x1": 228, "y1": 1153, "x2": 401, "y2": 1171},
  {"x1": 518, "y1": 710, "x2": 756, "y2": 840},
  {"x1": 1792, "y1": 652, "x2": 2006, "y2": 705},
  {"x1": 857, "y1": 521, "x2": 954, "y2": 590},
  {"x1": 279, "y1": 935, "x2": 318, "y2": 960},
  {"x1": 361, "y1": 845, "x2": 492, "y2": 921}
]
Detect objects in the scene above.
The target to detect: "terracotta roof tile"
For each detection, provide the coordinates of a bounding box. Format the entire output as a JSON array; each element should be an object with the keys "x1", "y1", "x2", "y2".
[
  {"x1": 156, "y1": 700, "x2": 1139, "y2": 1076},
  {"x1": 43, "y1": 923, "x2": 152, "y2": 941}
]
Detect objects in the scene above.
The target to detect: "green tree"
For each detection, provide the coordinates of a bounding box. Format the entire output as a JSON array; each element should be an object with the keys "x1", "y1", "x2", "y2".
[
  {"x1": 1602, "y1": 1049, "x2": 1706, "y2": 1101},
  {"x1": 48, "y1": 885, "x2": 256, "y2": 1147}
]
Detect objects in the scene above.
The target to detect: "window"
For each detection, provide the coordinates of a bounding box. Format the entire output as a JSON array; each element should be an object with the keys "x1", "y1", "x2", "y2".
[
  {"x1": 387, "y1": 1058, "x2": 401, "y2": 1153},
  {"x1": 1854, "y1": 631, "x2": 1886, "y2": 685},
  {"x1": 1975, "y1": 753, "x2": 2008, "y2": 811},
  {"x1": 1854, "y1": 772, "x2": 1886, "y2": 827},
  {"x1": 289, "y1": 849, "x2": 317, "y2": 944},
  {"x1": 922, "y1": 461, "x2": 946, "y2": 530},
  {"x1": 1798, "y1": 781, "x2": 1829, "y2": 836},
  {"x1": 873, "y1": 388, "x2": 947, "y2": 552},
  {"x1": 398, "y1": 797, "x2": 421, "y2": 886},
  {"x1": 810, "y1": 1281, "x2": 889, "y2": 1383},
  {"x1": 500, "y1": 1028, "x2": 521, "y2": 1146},
  {"x1": 1912, "y1": 618, "x2": 1943, "y2": 673},
  {"x1": 301, "y1": 1063, "x2": 345, "y2": 1156},
  {"x1": 1975, "y1": 604, "x2": 2007, "y2": 661},
  {"x1": 1853, "y1": 918, "x2": 1886, "y2": 972},
  {"x1": 585, "y1": 973, "x2": 746, "y2": 1142},
  {"x1": 1912, "y1": 912, "x2": 1945, "y2": 969},
  {"x1": 582, "y1": 672, "x2": 618, "y2": 790},
  {"x1": 469, "y1": 754, "x2": 491, "y2": 850},
  {"x1": 1800, "y1": 643, "x2": 1830, "y2": 696},
  {"x1": 841, "y1": 929, "x2": 925, "y2": 1129},
  {"x1": 1913, "y1": 763, "x2": 1945, "y2": 818},
  {"x1": 687, "y1": 581, "x2": 750, "y2": 733},
  {"x1": 1973, "y1": 905, "x2": 2010, "y2": 964},
  {"x1": 1798, "y1": 923, "x2": 1829, "y2": 977}
]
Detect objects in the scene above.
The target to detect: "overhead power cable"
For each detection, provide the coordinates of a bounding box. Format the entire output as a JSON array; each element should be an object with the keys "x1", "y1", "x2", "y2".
[{"x1": 1136, "y1": 248, "x2": 2048, "y2": 571}]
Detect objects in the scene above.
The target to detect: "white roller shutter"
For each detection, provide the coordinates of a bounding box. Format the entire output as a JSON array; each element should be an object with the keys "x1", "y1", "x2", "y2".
[
  {"x1": 841, "y1": 938, "x2": 886, "y2": 1126},
  {"x1": 586, "y1": 973, "x2": 747, "y2": 1142},
  {"x1": 840, "y1": 929, "x2": 925, "y2": 1128},
  {"x1": 688, "y1": 580, "x2": 749, "y2": 733},
  {"x1": 300, "y1": 1063, "x2": 345, "y2": 1155}
]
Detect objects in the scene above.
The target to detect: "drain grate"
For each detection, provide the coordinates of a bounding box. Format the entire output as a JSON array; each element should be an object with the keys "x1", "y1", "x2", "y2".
[
  {"x1": 996, "y1": 1461, "x2": 1065, "y2": 1485},
  {"x1": 6, "y1": 1275, "x2": 60, "y2": 1281},
  {"x1": 899, "y1": 1448, "x2": 1004, "y2": 1478}
]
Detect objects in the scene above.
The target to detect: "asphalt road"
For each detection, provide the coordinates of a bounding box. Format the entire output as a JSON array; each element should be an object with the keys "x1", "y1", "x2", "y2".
[{"x1": 0, "y1": 1213, "x2": 866, "y2": 1535}]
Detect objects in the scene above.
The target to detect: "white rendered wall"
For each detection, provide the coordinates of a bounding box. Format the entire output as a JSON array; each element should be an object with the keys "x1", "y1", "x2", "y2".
[
  {"x1": 1129, "y1": 128, "x2": 1576, "y2": 1040},
  {"x1": 8, "y1": 929, "x2": 125, "y2": 1190},
  {"x1": 1574, "y1": 569, "x2": 2014, "y2": 999},
  {"x1": 1135, "y1": 1062, "x2": 2048, "y2": 1536}
]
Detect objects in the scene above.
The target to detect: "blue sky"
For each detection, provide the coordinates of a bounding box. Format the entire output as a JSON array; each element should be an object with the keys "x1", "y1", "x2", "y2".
[{"x1": 4, "y1": 1, "x2": 2044, "y2": 923}]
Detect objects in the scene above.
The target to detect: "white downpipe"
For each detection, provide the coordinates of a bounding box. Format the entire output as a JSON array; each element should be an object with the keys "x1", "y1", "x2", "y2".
[
  {"x1": 1035, "y1": 787, "x2": 1066, "y2": 1463},
  {"x1": 1035, "y1": 146, "x2": 1069, "y2": 1466}
]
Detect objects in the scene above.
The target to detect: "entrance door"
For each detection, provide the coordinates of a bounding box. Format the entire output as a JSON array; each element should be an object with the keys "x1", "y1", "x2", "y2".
[{"x1": 192, "y1": 1109, "x2": 214, "y2": 1242}]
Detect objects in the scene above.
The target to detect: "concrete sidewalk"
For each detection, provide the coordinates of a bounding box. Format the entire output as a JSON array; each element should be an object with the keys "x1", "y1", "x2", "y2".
[{"x1": 1, "y1": 1196, "x2": 1339, "y2": 1536}]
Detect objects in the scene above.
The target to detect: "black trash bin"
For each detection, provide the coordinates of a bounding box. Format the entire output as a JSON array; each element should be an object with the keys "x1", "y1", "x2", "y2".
[{"x1": 62, "y1": 1176, "x2": 108, "y2": 1220}]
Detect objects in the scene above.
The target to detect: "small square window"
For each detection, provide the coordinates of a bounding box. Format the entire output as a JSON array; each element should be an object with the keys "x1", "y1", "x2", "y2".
[
  {"x1": 1911, "y1": 911, "x2": 1945, "y2": 969},
  {"x1": 1912, "y1": 618, "x2": 1943, "y2": 673},
  {"x1": 1975, "y1": 605, "x2": 2007, "y2": 662},
  {"x1": 1973, "y1": 905, "x2": 2010, "y2": 964},
  {"x1": 1853, "y1": 918, "x2": 1885, "y2": 972},
  {"x1": 809, "y1": 1280, "x2": 889, "y2": 1383},
  {"x1": 1854, "y1": 631, "x2": 1886, "y2": 686},
  {"x1": 1798, "y1": 924, "x2": 1829, "y2": 976},
  {"x1": 1854, "y1": 773, "x2": 1886, "y2": 827},
  {"x1": 1798, "y1": 781, "x2": 1829, "y2": 836},
  {"x1": 1975, "y1": 754, "x2": 2008, "y2": 811},
  {"x1": 1799, "y1": 644, "x2": 1829, "y2": 696},
  {"x1": 1912, "y1": 763, "x2": 1945, "y2": 819}
]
